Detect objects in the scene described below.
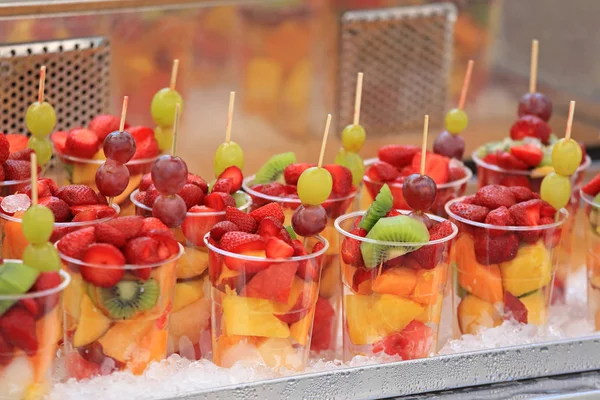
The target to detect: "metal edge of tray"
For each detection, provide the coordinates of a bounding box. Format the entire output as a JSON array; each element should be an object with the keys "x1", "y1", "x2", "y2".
[{"x1": 170, "y1": 334, "x2": 600, "y2": 400}]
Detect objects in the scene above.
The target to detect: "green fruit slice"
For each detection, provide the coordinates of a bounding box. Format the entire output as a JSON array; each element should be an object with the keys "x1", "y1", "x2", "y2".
[
  {"x1": 360, "y1": 216, "x2": 430, "y2": 269},
  {"x1": 285, "y1": 225, "x2": 297, "y2": 240},
  {"x1": 0, "y1": 262, "x2": 40, "y2": 315},
  {"x1": 89, "y1": 279, "x2": 159, "y2": 320},
  {"x1": 335, "y1": 149, "x2": 364, "y2": 186},
  {"x1": 253, "y1": 152, "x2": 296, "y2": 184},
  {"x1": 359, "y1": 184, "x2": 393, "y2": 232}
]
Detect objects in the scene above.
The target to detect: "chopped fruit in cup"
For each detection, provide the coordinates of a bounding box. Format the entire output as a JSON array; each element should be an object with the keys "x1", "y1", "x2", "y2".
[
  {"x1": 445, "y1": 185, "x2": 567, "y2": 337},
  {"x1": 0, "y1": 260, "x2": 70, "y2": 399},
  {"x1": 57, "y1": 216, "x2": 182, "y2": 377},
  {"x1": 581, "y1": 187, "x2": 600, "y2": 330},
  {"x1": 205, "y1": 201, "x2": 328, "y2": 370},
  {"x1": 1, "y1": 133, "x2": 41, "y2": 197}
]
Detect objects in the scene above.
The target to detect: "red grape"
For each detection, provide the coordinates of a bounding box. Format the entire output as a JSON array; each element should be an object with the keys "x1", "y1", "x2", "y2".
[
  {"x1": 402, "y1": 174, "x2": 437, "y2": 211},
  {"x1": 432, "y1": 130, "x2": 465, "y2": 159},
  {"x1": 408, "y1": 210, "x2": 433, "y2": 229},
  {"x1": 291, "y1": 205, "x2": 327, "y2": 237},
  {"x1": 151, "y1": 155, "x2": 188, "y2": 195},
  {"x1": 152, "y1": 194, "x2": 187, "y2": 228},
  {"x1": 518, "y1": 92, "x2": 552, "y2": 122},
  {"x1": 103, "y1": 130, "x2": 136, "y2": 164},
  {"x1": 95, "y1": 159, "x2": 130, "y2": 197}
]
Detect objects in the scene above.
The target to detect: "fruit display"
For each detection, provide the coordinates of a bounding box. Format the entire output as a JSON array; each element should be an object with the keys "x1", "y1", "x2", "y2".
[
  {"x1": 0, "y1": 132, "x2": 39, "y2": 196},
  {"x1": 580, "y1": 175, "x2": 600, "y2": 330},
  {"x1": 445, "y1": 184, "x2": 567, "y2": 336},
  {"x1": 57, "y1": 216, "x2": 182, "y2": 378},
  {"x1": 205, "y1": 201, "x2": 328, "y2": 369}
]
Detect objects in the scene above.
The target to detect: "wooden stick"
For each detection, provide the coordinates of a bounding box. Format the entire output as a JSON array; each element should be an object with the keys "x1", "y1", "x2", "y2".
[
  {"x1": 119, "y1": 96, "x2": 128, "y2": 133},
  {"x1": 353, "y1": 72, "x2": 364, "y2": 125},
  {"x1": 565, "y1": 100, "x2": 576, "y2": 141},
  {"x1": 169, "y1": 59, "x2": 180, "y2": 91},
  {"x1": 420, "y1": 115, "x2": 429, "y2": 176},
  {"x1": 172, "y1": 103, "x2": 180, "y2": 157},
  {"x1": 225, "y1": 91, "x2": 235, "y2": 143},
  {"x1": 458, "y1": 60, "x2": 474, "y2": 110},
  {"x1": 38, "y1": 66, "x2": 46, "y2": 103},
  {"x1": 30, "y1": 153, "x2": 38, "y2": 206},
  {"x1": 318, "y1": 114, "x2": 332, "y2": 168},
  {"x1": 529, "y1": 39, "x2": 539, "y2": 94}
]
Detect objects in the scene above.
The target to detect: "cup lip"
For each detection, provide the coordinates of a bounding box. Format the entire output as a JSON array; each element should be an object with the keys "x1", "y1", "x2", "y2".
[
  {"x1": 0, "y1": 203, "x2": 121, "y2": 227},
  {"x1": 130, "y1": 189, "x2": 253, "y2": 216},
  {"x1": 362, "y1": 157, "x2": 473, "y2": 189},
  {"x1": 0, "y1": 178, "x2": 31, "y2": 187},
  {"x1": 472, "y1": 150, "x2": 592, "y2": 176},
  {"x1": 581, "y1": 189, "x2": 598, "y2": 208},
  {"x1": 56, "y1": 150, "x2": 160, "y2": 166},
  {"x1": 55, "y1": 242, "x2": 185, "y2": 270},
  {"x1": 242, "y1": 175, "x2": 359, "y2": 204},
  {"x1": 204, "y1": 232, "x2": 329, "y2": 261},
  {"x1": 0, "y1": 263, "x2": 71, "y2": 301},
  {"x1": 334, "y1": 210, "x2": 458, "y2": 246},
  {"x1": 445, "y1": 196, "x2": 569, "y2": 231}
]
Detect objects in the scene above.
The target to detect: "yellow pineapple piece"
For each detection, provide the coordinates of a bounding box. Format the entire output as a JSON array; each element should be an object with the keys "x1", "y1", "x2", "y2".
[
  {"x1": 169, "y1": 297, "x2": 211, "y2": 353},
  {"x1": 319, "y1": 260, "x2": 340, "y2": 298},
  {"x1": 73, "y1": 295, "x2": 112, "y2": 348},
  {"x1": 500, "y1": 241, "x2": 552, "y2": 297},
  {"x1": 457, "y1": 295, "x2": 502, "y2": 335},
  {"x1": 176, "y1": 247, "x2": 209, "y2": 279},
  {"x1": 222, "y1": 294, "x2": 289, "y2": 338},
  {"x1": 520, "y1": 290, "x2": 548, "y2": 325},
  {"x1": 98, "y1": 320, "x2": 154, "y2": 363},
  {"x1": 289, "y1": 309, "x2": 315, "y2": 346},
  {"x1": 172, "y1": 279, "x2": 205, "y2": 312}
]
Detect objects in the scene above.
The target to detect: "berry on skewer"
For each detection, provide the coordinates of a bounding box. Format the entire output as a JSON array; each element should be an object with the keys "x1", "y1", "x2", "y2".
[
  {"x1": 26, "y1": 66, "x2": 56, "y2": 166},
  {"x1": 153, "y1": 59, "x2": 183, "y2": 152},
  {"x1": 336, "y1": 72, "x2": 365, "y2": 186},
  {"x1": 214, "y1": 91, "x2": 244, "y2": 177}
]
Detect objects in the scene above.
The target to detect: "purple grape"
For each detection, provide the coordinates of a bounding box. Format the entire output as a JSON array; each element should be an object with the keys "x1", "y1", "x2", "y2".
[
  {"x1": 152, "y1": 194, "x2": 187, "y2": 228},
  {"x1": 518, "y1": 92, "x2": 552, "y2": 122},
  {"x1": 151, "y1": 155, "x2": 188, "y2": 195},
  {"x1": 408, "y1": 210, "x2": 433, "y2": 229},
  {"x1": 103, "y1": 130, "x2": 136, "y2": 164},
  {"x1": 402, "y1": 173, "x2": 437, "y2": 212},
  {"x1": 291, "y1": 205, "x2": 327, "y2": 237},
  {"x1": 433, "y1": 130, "x2": 465, "y2": 159},
  {"x1": 95, "y1": 159, "x2": 130, "y2": 197}
]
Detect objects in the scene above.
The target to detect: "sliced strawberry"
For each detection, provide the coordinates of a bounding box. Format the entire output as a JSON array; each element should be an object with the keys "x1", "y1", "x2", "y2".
[
  {"x1": 4, "y1": 160, "x2": 32, "y2": 181},
  {"x1": 38, "y1": 196, "x2": 71, "y2": 222},
  {"x1": 130, "y1": 135, "x2": 159, "y2": 161},
  {"x1": 496, "y1": 151, "x2": 529, "y2": 170},
  {"x1": 106, "y1": 216, "x2": 144, "y2": 239},
  {"x1": 249, "y1": 202, "x2": 285, "y2": 224},
  {"x1": 31, "y1": 271, "x2": 62, "y2": 317},
  {"x1": 146, "y1": 229, "x2": 180, "y2": 260},
  {"x1": 372, "y1": 320, "x2": 433, "y2": 360},
  {"x1": 181, "y1": 206, "x2": 222, "y2": 246},
  {"x1": 386, "y1": 209, "x2": 402, "y2": 217},
  {"x1": 0, "y1": 306, "x2": 38, "y2": 354},
  {"x1": 220, "y1": 232, "x2": 265, "y2": 252},
  {"x1": 56, "y1": 184, "x2": 99, "y2": 206},
  {"x1": 510, "y1": 115, "x2": 551, "y2": 144},
  {"x1": 448, "y1": 202, "x2": 489, "y2": 222},
  {"x1": 277, "y1": 227, "x2": 293, "y2": 244},
  {"x1": 411, "y1": 152, "x2": 449, "y2": 184},
  {"x1": 341, "y1": 227, "x2": 366, "y2": 267},
  {"x1": 311, "y1": 240, "x2": 326, "y2": 266},
  {"x1": 142, "y1": 185, "x2": 161, "y2": 208},
  {"x1": 4, "y1": 134, "x2": 29, "y2": 153},
  {"x1": 128, "y1": 126, "x2": 154, "y2": 144},
  {"x1": 378, "y1": 144, "x2": 419, "y2": 169},
  {"x1": 482, "y1": 153, "x2": 499, "y2": 166},
  {"x1": 210, "y1": 221, "x2": 239, "y2": 241},
  {"x1": 510, "y1": 144, "x2": 544, "y2": 167},
  {"x1": 265, "y1": 237, "x2": 294, "y2": 258},
  {"x1": 211, "y1": 178, "x2": 233, "y2": 194},
  {"x1": 139, "y1": 217, "x2": 173, "y2": 238},
  {"x1": 71, "y1": 210, "x2": 98, "y2": 222},
  {"x1": 474, "y1": 185, "x2": 516, "y2": 209},
  {"x1": 139, "y1": 173, "x2": 153, "y2": 191},
  {"x1": 225, "y1": 206, "x2": 257, "y2": 233},
  {"x1": 57, "y1": 226, "x2": 96, "y2": 259},
  {"x1": 367, "y1": 161, "x2": 399, "y2": 182},
  {"x1": 540, "y1": 201, "x2": 556, "y2": 218},
  {"x1": 484, "y1": 206, "x2": 513, "y2": 235},
  {"x1": 19, "y1": 178, "x2": 52, "y2": 198},
  {"x1": 204, "y1": 192, "x2": 236, "y2": 211},
  {"x1": 0, "y1": 133, "x2": 10, "y2": 163},
  {"x1": 65, "y1": 128, "x2": 100, "y2": 158},
  {"x1": 19, "y1": 298, "x2": 39, "y2": 316},
  {"x1": 124, "y1": 236, "x2": 162, "y2": 272},
  {"x1": 504, "y1": 291, "x2": 528, "y2": 323},
  {"x1": 508, "y1": 186, "x2": 537, "y2": 202},
  {"x1": 448, "y1": 158, "x2": 467, "y2": 182},
  {"x1": 65, "y1": 352, "x2": 102, "y2": 380},
  {"x1": 81, "y1": 243, "x2": 126, "y2": 287},
  {"x1": 257, "y1": 216, "x2": 284, "y2": 239},
  {"x1": 70, "y1": 204, "x2": 117, "y2": 219},
  {"x1": 582, "y1": 173, "x2": 600, "y2": 196},
  {"x1": 96, "y1": 191, "x2": 108, "y2": 205},
  {"x1": 250, "y1": 182, "x2": 287, "y2": 205},
  {"x1": 243, "y1": 262, "x2": 298, "y2": 303},
  {"x1": 88, "y1": 114, "x2": 122, "y2": 141},
  {"x1": 218, "y1": 166, "x2": 243, "y2": 193},
  {"x1": 95, "y1": 223, "x2": 126, "y2": 248},
  {"x1": 0, "y1": 165, "x2": 5, "y2": 181},
  {"x1": 50, "y1": 131, "x2": 68, "y2": 154},
  {"x1": 509, "y1": 199, "x2": 543, "y2": 226},
  {"x1": 284, "y1": 163, "x2": 313, "y2": 185},
  {"x1": 186, "y1": 173, "x2": 209, "y2": 194},
  {"x1": 0, "y1": 331, "x2": 14, "y2": 366},
  {"x1": 409, "y1": 220, "x2": 453, "y2": 269},
  {"x1": 8, "y1": 148, "x2": 34, "y2": 162},
  {"x1": 324, "y1": 164, "x2": 353, "y2": 196},
  {"x1": 474, "y1": 233, "x2": 519, "y2": 265},
  {"x1": 178, "y1": 183, "x2": 204, "y2": 210},
  {"x1": 310, "y1": 297, "x2": 335, "y2": 351}
]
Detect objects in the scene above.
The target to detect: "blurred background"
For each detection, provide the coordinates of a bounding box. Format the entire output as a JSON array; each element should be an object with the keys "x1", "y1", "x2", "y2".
[{"x1": 0, "y1": 0, "x2": 598, "y2": 176}]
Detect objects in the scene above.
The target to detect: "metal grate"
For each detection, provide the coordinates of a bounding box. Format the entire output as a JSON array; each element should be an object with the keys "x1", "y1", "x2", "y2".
[
  {"x1": 338, "y1": 3, "x2": 456, "y2": 136},
  {"x1": 0, "y1": 37, "x2": 110, "y2": 135}
]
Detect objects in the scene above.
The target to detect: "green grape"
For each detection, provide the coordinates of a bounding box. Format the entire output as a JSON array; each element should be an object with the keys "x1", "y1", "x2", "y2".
[
  {"x1": 22, "y1": 242, "x2": 61, "y2": 272},
  {"x1": 297, "y1": 167, "x2": 332, "y2": 205},
  {"x1": 27, "y1": 136, "x2": 53, "y2": 166},
  {"x1": 233, "y1": 191, "x2": 247, "y2": 208},
  {"x1": 151, "y1": 88, "x2": 183, "y2": 127},
  {"x1": 25, "y1": 101, "x2": 56, "y2": 138},
  {"x1": 551, "y1": 138, "x2": 582, "y2": 176},
  {"x1": 540, "y1": 172, "x2": 571, "y2": 210},
  {"x1": 445, "y1": 108, "x2": 468, "y2": 135},
  {"x1": 22, "y1": 204, "x2": 55, "y2": 244},
  {"x1": 335, "y1": 148, "x2": 364, "y2": 186},
  {"x1": 341, "y1": 124, "x2": 366, "y2": 152},
  {"x1": 154, "y1": 126, "x2": 173, "y2": 152},
  {"x1": 214, "y1": 141, "x2": 244, "y2": 177}
]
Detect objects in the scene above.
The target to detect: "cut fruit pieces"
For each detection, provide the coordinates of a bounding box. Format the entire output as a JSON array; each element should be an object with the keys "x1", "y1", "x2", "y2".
[
  {"x1": 411, "y1": 265, "x2": 447, "y2": 305},
  {"x1": 0, "y1": 262, "x2": 39, "y2": 315},
  {"x1": 243, "y1": 262, "x2": 298, "y2": 304},
  {"x1": 88, "y1": 279, "x2": 159, "y2": 320},
  {"x1": 457, "y1": 295, "x2": 502, "y2": 335},
  {"x1": 500, "y1": 241, "x2": 552, "y2": 297},
  {"x1": 415, "y1": 294, "x2": 443, "y2": 326},
  {"x1": 175, "y1": 247, "x2": 209, "y2": 279},
  {"x1": 169, "y1": 298, "x2": 211, "y2": 353},
  {"x1": 31, "y1": 306, "x2": 61, "y2": 382},
  {"x1": 73, "y1": 295, "x2": 112, "y2": 347},
  {"x1": 222, "y1": 294, "x2": 290, "y2": 338},
  {"x1": 172, "y1": 280, "x2": 205, "y2": 313},
  {"x1": 0, "y1": 356, "x2": 34, "y2": 400},
  {"x1": 318, "y1": 259, "x2": 340, "y2": 298},
  {"x1": 97, "y1": 320, "x2": 154, "y2": 363},
  {"x1": 257, "y1": 338, "x2": 303, "y2": 370},
  {"x1": 289, "y1": 308, "x2": 315, "y2": 346},
  {"x1": 372, "y1": 267, "x2": 417, "y2": 298},
  {"x1": 519, "y1": 290, "x2": 547, "y2": 325}
]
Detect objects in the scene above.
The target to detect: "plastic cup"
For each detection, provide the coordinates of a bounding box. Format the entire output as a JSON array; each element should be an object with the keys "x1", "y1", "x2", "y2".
[
  {"x1": 0, "y1": 178, "x2": 30, "y2": 198},
  {"x1": 58, "y1": 242, "x2": 183, "y2": 378},
  {"x1": 335, "y1": 210, "x2": 457, "y2": 362},
  {"x1": 445, "y1": 197, "x2": 568, "y2": 337},
  {"x1": 0, "y1": 264, "x2": 70, "y2": 400},
  {"x1": 360, "y1": 157, "x2": 472, "y2": 217},
  {"x1": 131, "y1": 189, "x2": 252, "y2": 360},
  {"x1": 205, "y1": 232, "x2": 328, "y2": 370},
  {"x1": 243, "y1": 175, "x2": 358, "y2": 355},
  {"x1": 581, "y1": 190, "x2": 600, "y2": 330}
]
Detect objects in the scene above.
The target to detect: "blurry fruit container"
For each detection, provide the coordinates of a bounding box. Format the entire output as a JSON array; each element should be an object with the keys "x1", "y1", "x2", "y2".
[{"x1": 581, "y1": 186, "x2": 600, "y2": 331}]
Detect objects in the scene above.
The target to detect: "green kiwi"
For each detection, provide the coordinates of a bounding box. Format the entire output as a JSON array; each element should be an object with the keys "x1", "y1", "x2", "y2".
[
  {"x1": 360, "y1": 216, "x2": 430, "y2": 269},
  {"x1": 0, "y1": 262, "x2": 40, "y2": 315},
  {"x1": 285, "y1": 225, "x2": 297, "y2": 240},
  {"x1": 253, "y1": 152, "x2": 296, "y2": 184},
  {"x1": 233, "y1": 192, "x2": 248, "y2": 208},
  {"x1": 90, "y1": 279, "x2": 159, "y2": 320},
  {"x1": 359, "y1": 184, "x2": 393, "y2": 232}
]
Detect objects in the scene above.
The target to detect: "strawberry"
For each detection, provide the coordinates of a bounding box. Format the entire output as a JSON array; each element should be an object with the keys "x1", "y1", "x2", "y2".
[
  {"x1": 64, "y1": 352, "x2": 102, "y2": 381},
  {"x1": 0, "y1": 165, "x2": 4, "y2": 181},
  {"x1": 378, "y1": 144, "x2": 419, "y2": 169},
  {"x1": 386, "y1": 209, "x2": 402, "y2": 217},
  {"x1": 146, "y1": 230, "x2": 180, "y2": 260},
  {"x1": 0, "y1": 306, "x2": 38, "y2": 354},
  {"x1": 131, "y1": 136, "x2": 159, "y2": 160},
  {"x1": 95, "y1": 223, "x2": 126, "y2": 248},
  {"x1": 81, "y1": 243, "x2": 126, "y2": 287},
  {"x1": 139, "y1": 173, "x2": 153, "y2": 191},
  {"x1": 448, "y1": 158, "x2": 467, "y2": 182},
  {"x1": 484, "y1": 206, "x2": 513, "y2": 232},
  {"x1": 187, "y1": 173, "x2": 208, "y2": 194},
  {"x1": 0, "y1": 332, "x2": 14, "y2": 366},
  {"x1": 139, "y1": 217, "x2": 173, "y2": 237},
  {"x1": 243, "y1": 262, "x2": 298, "y2": 303},
  {"x1": 211, "y1": 178, "x2": 233, "y2": 194},
  {"x1": 582, "y1": 173, "x2": 600, "y2": 196},
  {"x1": 411, "y1": 152, "x2": 449, "y2": 184},
  {"x1": 210, "y1": 221, "x2": 239, "y2": 241},
  {"x1": 291, "y1": 239, "x2": 306, "y2": 256},
  {"x1": 510, "y1": 144, "x2": 544, "y2": 167},
  {"x1": 7, "y1": 148, "x2": 34, "y2": 162},
  {"x1": 128, "y1": 126, "x2": 154, "y2": 143},
  {"x1": 19, "y1": 298, "x2": 39, "y2": 316},
  {"x1": 106, "y1": 216, "x2": 144, "y2": 239},
  {"x1": 474, "y1": 185, "x2": 516, "y2": 209},
  {"x1": 124, "y1": 236, "x2": 161, "y2": 267},
  {"x1": 510, "y1": 115, "x2": 551, "y2": 144},
  {"x1": 204, "y1": 192, "x2": 236, "y2": 211},
  {"x1": 72, "y1": 210, "x2": 98, "y2": 222},
  {"x1": 341, "y1": 227, "x2": 366, "y2": 267},
  {"x1": 367, "y1": 161, "x2": 399, "y2": 182},
  {"x1": 225, "y1": 206, "x2": 257, "y2": 233},
  {"x1": 0, "y1": 133, "x2": 9, "y2": 163},
  {"x1": 70, "y1": 204, "x2": 117, "y2": 219},
  {"x1": 220, "y1": 232, "x2": 265, "y2": 252},
  {"x1": 88, "y1": 114, "x2": 122, "y2": 141},
  {"x1": 496, "y1": 151, "x2": 529, "y2": 170},
  {"x1": 294, "y1": 240, "x2": 317, "y2": 281},
  {"x1": 56, "y1": 184, "x2": 99, "y2": 206},
  {"x1": 508, "y1": 186, "x2": 537, "y2": 202},
  {"x1": 474, "y1": 232, "x2": 519, "y2": 265},
  {"x1": 504, "y1": 291, "x2": 528, "y2": 324},
  {"x1": 409, "y1": 221, "x2": 453, "y2": 269},
  {"x1": 4, "y1": 134, "x2": 28, "y2": 153},
  {"x1": 310, "y1": 296, "x2": 335, "y2": 351},
  {"x1": 372, "y1": 320, "x2": 433, "y2": 360},
  {"x1": 65, "y1": 128, "x2": 100, "y2": 158},
  {"x1": 251, "y1": 182, "x2": 287, "y2": 204},
  {"x1": 277, "y1": 227, "x2": 293, "y2": 244},
  {"x1": 31, "y1": 271, "x2": 62, "y2": 317},
  {"x1": 448, "y1": 202, "x2": 489, "y2": 222},
  {"x1": 50, "y1": 131, "x2": 68, "y2": 154},
  {"x1": 49, "y1": 226, "x2": 71, "y2": 243},
  {"x1": 3, "y1": 160, "x2": 32, "y2": 181},
  {"x1": 257, "y1": 216, "x2": 283, "y2": 238},
  {"x1": 181, "y1": 206, "x2": 222, "y2": 246},
  {"x1": 20, "y1": 179, "x2": 52, "y2": 198},
  {"x1": 542, "y1": 216, "x2": 562, "y2": 248},
  {"x1": 37, "y1": 196, "x2": 71, "y2": 222},
  {"x1": 249, "y1": 202, "x2": 285, "y2": 224},
  {"x1": 178, "y1": 183, "x2": 204, "y2": 209},
  {"x1": 482, "y1": 153, "x2": 499, "y2": 166},
  {"x1": 265, "y1": 237, "x2": 294, "y2": 258},
  {"x1": 509, "y1": 199, "x2": 543, "y2": 226},
  {"x1": 324, "y1": 164, "x2": 353, "y2": 196},
  {"x1": 96, "y1": 191, "x2": 108, "y2": 205},
  {"x1": 540, "y1": 201, "x2": 556, "y2": 218},
  {"x1": 142, "y1": 185, "x2": 161, "y2": 208},
  {"x1": 284, "y1": 163, "x2": 313, "y2": 185},
  {"x1": 218, "y1": 166, "x2": 243, "y2": 193},
  {"x1": 57, "y1": 226, "x2": 96, "y2": 259}
]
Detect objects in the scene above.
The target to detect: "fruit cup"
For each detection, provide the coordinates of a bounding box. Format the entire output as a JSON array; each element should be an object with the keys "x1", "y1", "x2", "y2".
[
  {"x1": 0, "y1": 264, "x2": 70, "y2": 399},
  {"x1": 58, "y1": 241, "x2": 183, "y2": 378},
  {"x1": 205, "y1": 233, "x2": 328, "y2": 370},
  {"x1": 335, "y1": 210, "x2": 457, "y2": 362},
  {"x1": 243, "y1": 176, "x2": 358, "y2": 354},
  {"x1": 0, "y1": 177, "x2": 30, "y2": 198},
  {"x1": 581, "y1": 190, "x2": 600, "y2": 330},
  {"x1": 131, "y1": 189, "x2": 252, "y2": 360},
  {"x1": 445, "y1": 197, "x2": 568, "y2": 337}
]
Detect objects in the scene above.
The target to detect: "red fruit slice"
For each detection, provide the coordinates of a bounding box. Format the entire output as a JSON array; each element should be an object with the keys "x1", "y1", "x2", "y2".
[
  {"x1": 367, "y1": 161, "x2": 399, "y2": 182},
  {"x1": 71, "y1": 210, "x2": 99, "y2": 222},
  {"x1": 65, "y1": 128, "x2": 100, "y2": 158},
  {"x1": 510, "y1": 115, "x2": 551, "y2": 145},
  {"x1": 88, "y1": 114, "x2": 122, "y2": 142},
  {"x1": 257, "y1": 216, "x2": 284, "y2": 239},
  {"x1": 50, "y1": 131, "x2": 68, "y2": 154},
  {"x1": 474, "y1": 233, "x2": 519, "y2": 265},
  {"x1": 65, "y1": 352, "x2": 103, "y2": 380},
  {"x1": 57, "y1": 226, "x2": 96, "y2": 260},
  {"x1": 372, "y1": 320, "x2": 434, "y2": 360},
  {"x1": 484, "y1": 206, "x2": 513, "y2": 236},
  {"x1": 128, "y1": 125, "x2": 154, "y2": 143},
  {"x1": 408, "y1": 220, "x2": 453, "y2": 269},
  {"x1": 510, "y1": 144, "x2": 544, "y2": 167},
  {"x1": 139, "y1": 173, "x2": 153, "y2": 191},
  {"x1": 378, "y1": 144, "x2": 419, "y2": 169},
  {"x1": 38, "y1": 196, "x2": 71, "y2": 222},
  {"x1": 508, "y1": 186, "x2": 537, "y2": 202},
  {"x1": 139, "y1": 217, "x2": 173, "y2": 238},
  {"x1": 81, "y1": 243, "x2": 126, "y2": 287},
  {"x1": 500, "y1": 175, "x2": 532, "y2": 189},
  {"x1": 210, "y1": 221, "x2": 239, "y2": 241},
  {"x1": 124, "y1": 236, "x2": 160, "y2": 264},
  {"x1": 341, "y1": 228, "x2": 366, "y2": 267},
  {"x1": 31, "y1": 271, "x2": 62, "y2": 317},
  {"x1": 4, "y1": 160, "x2": 34, "y2": 181},
  {"x1": 582, "y1": 173, "x2": 600, "y2": 196},
  {"x1": 181, "y1": 206, "x2": 221, "y2": 246},
  {"x1": 225, "y1": 206, "x2": 257, "y2": 233},
  {"x1": 187, "y1": 173, "x2": 209, "y2": 193},
  {"x1": 284, "y1": 163, "x2": 313, "y2": 185},
  {"x1": 56, "y1": 185, "x2": 99, "y2": 206},
  {"x1": 265, "y1": 237, "x2": 294, "y2": 258},
  {"x1": 95, "y1": 223, "x2": 126, "y2": 248},
  {"x1": 496, "y1": 151, "x2": 529, "y2": 170},
  {"x1": 509, "y1": 199, "x2": 543, "y2": 226},
  {"x1": 310, "y1": 296, "x2": 335, "y2": 351},
  {"x1": 0, "y1": 306, "x2": 38, "y2": 354},
  {"x1": 323, "y1": 164, "x2": 353, "y2": 196},
  {"x1": 504, "y1": 291, "x2": 528, "y2": 324},
  {"x1": 448, "y1": 202, "x2": 489, "y2": 223},
  {"x1": 4, "y1": 134, "x2": 28, "y2": 153},
  {"x1": 70, "y1": 204, "x2": 117, "y2": 219},
  {"x1": 411, "y1": 152, "x2": 450, "y2": 184},
  {"x1": 211, "y1": 178, "x2": 233, "y2": 194},
  {"x1": 106, "y1": 216, "x2": 144, "y2": 239},
  {"x1": 220, "y1": 232, "x2": 265, "y2": 253},
  {"x1": 243, "y1": 261, "x2": 298, "y2": 303},
  {"x1": 204, "y1": 192, "x2": 236, "y2": 211},
  {"x1": 474, "y1": 185, "x2": 516, "y2": 209},
  {"x1": 146, "y1": 229, "x2": 180, "y2": 260},
  {"x1": 178, "y1": 184, "x2": 204, "y2": 210},
  {"x1": 218, "y1": 166, "x2": 244, "y2": 193},
  {"x1": 249, "y1": 202, "x2": 285, "y2": 224}
]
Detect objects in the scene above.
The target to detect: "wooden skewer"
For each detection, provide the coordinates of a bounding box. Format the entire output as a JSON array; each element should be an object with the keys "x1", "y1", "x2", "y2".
[
  {"x1": 565, "y1": 101, "x2": 575, "y2": 141},
  {"x1": 420, "y1": 115, "x2": 429, "y2": 176},
  {"x1": 318, "y1": 114, "x2": 332, "y2": 168},
  {"x1": 172, "y1": 103, "x2": 181, "y2": 157},
  {"x1": 458, "y1": 60, "x2": 474, "y2": 110},
  {"x1": 529, "y1": 39, "x2": 539, "y2": 94},
  {"x1": 170, "y1": 59, "x2": 180, "y2": 91},
  {"x1": 30, "y1": 153, "x2": 38, "y2": 206},
  {"x1": 38, "y1": 66, "x2": 46, "y2": 103},
  {"x1": 119, "y1": 96, "x2": 128, "y2": 133},
  {"x1": 225, "y1": 91, "x2": 235, "y2": 144},
  {"x1": 353, "y1": 72, "x2": 364, "y2": 125}
]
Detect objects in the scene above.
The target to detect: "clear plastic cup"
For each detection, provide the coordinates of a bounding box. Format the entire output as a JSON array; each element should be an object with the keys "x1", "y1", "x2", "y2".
[
  {"x1": 131, "y1": 189, "x2": 252, "y2": 360},
  {"x1": 360, "y1": 157, "x2": 472, "y2": 217},
  {"x1": 0, "y1": 264, "x2": 70, "y2": 399},
  {"x1": 581, "y1": 190, "x2": 600, "y2": 330},
  {"x1": 445, "y1": 197, "x2": 568, "y2": 337},
  {"x1": 0, "y1": 178, "x2": 30, "y2": 198},
  {"x1": 58, "y1": 242, "x2": 182, "y2": 378},
  {"x1": 205, "y1": 233, "x2": 328, "y2": 370},
  {"x1": 335, "y1": 210, "x2": 457, "y2": 362},
  {"x1": 243, "y1": 175, "x2": 357, "y2": 355}
]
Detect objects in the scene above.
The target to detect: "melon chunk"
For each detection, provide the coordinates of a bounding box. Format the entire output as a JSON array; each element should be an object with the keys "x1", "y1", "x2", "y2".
[
  {"x1": 222, "y1": 295, "x2": 290, "y2": 338},
  {"x1": 372, "y1": 267, "x2": 417, "y2": 298},
  {"x1": 457, "y1": 294, "x2": 502, "y2": 335},
  {"x1": 73, "y1": 295, "x2": 111, "y2": 348}
]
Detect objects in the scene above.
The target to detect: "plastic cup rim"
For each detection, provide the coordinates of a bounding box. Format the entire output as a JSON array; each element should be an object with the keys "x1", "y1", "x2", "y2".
[
  {"x1": 0, "y1": 203, "x2": 121, "y2": 227},
  {"x1": 0, "y1": 177, "x2": 31, "y2": 187},
  {"x1": 580, "y1": 190, "x2": 599, "y2": 208},
  {"x1": 0, "y1": 263, "x2": 71, "y2": 301},
  {"x1": 471, "y1": 151, "x2": 592, "y2": 176}
]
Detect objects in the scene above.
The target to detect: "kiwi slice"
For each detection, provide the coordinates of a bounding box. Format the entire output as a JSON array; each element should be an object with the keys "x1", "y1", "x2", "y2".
[
  {"x1": 359, "y1": 184, "x2": 393, "y2": 232},
  {"x1": 0, "y1": 262, "x2": 40, "y2": 315},
  {"x1": 89, "y1": 279, "x2": 159, "y2": 320},
  {"x1": 285, "y1": 225, "x2": 297, "y2": 240},
  {"x1": 253, "y1": 152, "x2": 296, "y2": 184},
  {"x1": 360, "y1": 216, "x2": 430, "y2": 269}
]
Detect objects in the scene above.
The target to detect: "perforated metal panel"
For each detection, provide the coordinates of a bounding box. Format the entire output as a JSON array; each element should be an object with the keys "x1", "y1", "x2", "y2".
[
  {"x1": 0, "y1": 37, "x2": 110, "y2": 135},
  {"x1": 338, "y1": 3, "x2": 456, "y2": 136}
]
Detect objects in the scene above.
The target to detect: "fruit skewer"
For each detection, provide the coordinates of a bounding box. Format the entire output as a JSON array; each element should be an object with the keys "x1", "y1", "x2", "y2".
[
  {"x1": 152, "y1": 59, "x2": 183, "y2": 152},
  {"x1": 26, "y1": 66, "x2": 56, "y2": 167},
  {"x1": 214, "y1": 91, "x2": 244, "y2": 177}
]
